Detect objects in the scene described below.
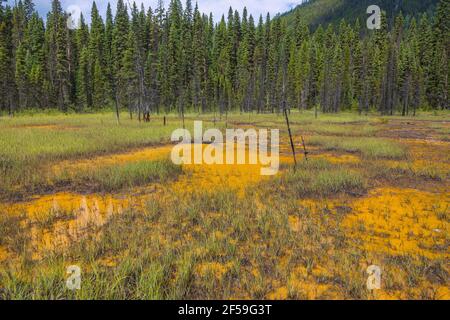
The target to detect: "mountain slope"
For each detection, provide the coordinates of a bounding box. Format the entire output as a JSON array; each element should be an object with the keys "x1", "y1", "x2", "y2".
[{"x1": 282, "y1": 0, "x2": 440, "y2": 28}]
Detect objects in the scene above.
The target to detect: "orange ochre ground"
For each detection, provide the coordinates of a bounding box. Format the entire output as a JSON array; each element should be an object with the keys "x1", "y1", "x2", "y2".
[{"x1": 0, "y1": 121, "x2": 448, "y2": 300}]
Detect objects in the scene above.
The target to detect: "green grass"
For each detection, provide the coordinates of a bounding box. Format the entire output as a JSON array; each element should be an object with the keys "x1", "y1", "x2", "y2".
[
  {"x1": 0, "y1": 214, "x2": 23, "y2": 247},
  {"x1": 273, "y1": 159, "x2": 366, "y2": 197},
  {"x1": 0, "y1": 111, "x2": 448, "y2": 300},
  {"x1": 0, "y1": 158, "x2": 182, "y2": 201},
  {"x1": 0, "y1": 113, "x2": 220, "y2": 199},
  {"x1": 2, "y1": 182, "x2": 444, "y2": 299},
  {"x1": 218, "y1": 109, "x2": 450, "y2": 129},
  {"x1": 414, "y1": 165, "x2": 448, "y2": 181},
  {"x1": 63, "y1": 159, "x2": 182, "y2": 192},
  {"x1": 308, "y1": 136, "x2": 408, "y2": 159},
  {"x1": 369, "y1": 162, "x2": 448, "y2": 182},
  {"x1": 430, "y1": 123, "x2": 450, "y2": 141},
  {"x1": 0, "y1": 187, "x2": 358, "y2": 299},
  {"x1": 322, "y1": 124, "x2": 377, "y2": 136},
  {"x1": 0, "y1": 113, "x2": 182, "y2": 163},
  {"x1": 224, "y1": 111, "x2": 371, "y2": 126}
]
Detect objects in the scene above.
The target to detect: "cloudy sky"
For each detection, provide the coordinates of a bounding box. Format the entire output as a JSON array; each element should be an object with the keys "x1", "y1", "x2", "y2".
[{"x1": 7, "y1": 0, "x2": 306, "y2": 22}]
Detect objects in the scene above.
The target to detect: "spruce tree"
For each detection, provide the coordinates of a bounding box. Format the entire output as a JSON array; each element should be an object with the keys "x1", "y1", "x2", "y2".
[
  {"x1": 118, "y1": 29, "x2": 138, "y2": 118},
  {"x1": 46, "y1": 0, "x2": 72, "y2": 111},
  {"x1": 15, "y1": 42, "x2": 27, "y2": 109},
  {"x1": 25, "y1": 12, "x2": 46, "y2": 107},
  {"x1": 0, "y1": 0, "x2": 446, "y2": 116},
  {"x1": 104, "y1": 2, "x2": 114, "y2": 102},
  {"x1": 111, "y1": 0, "x2": 129, "y2": 120},
  {"x1": 76, "y1": 47, "x2": 90, "y2": 110},
  {"x1": 0, "y1": 5, "x2": 15, "y2": 113}
]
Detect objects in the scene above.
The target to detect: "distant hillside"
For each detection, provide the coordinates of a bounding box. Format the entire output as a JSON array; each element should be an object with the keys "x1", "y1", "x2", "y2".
[{"x1": 282, "y1": 0, "x2": 440, "y2": 28}]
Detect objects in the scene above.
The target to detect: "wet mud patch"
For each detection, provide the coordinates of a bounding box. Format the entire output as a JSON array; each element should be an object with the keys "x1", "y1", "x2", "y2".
[{"x1": 378, "y1": 119, "x2": 450, "y2": 142}]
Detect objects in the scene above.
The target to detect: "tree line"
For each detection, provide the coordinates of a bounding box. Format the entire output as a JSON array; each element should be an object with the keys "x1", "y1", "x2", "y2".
[{"x1": 0, "y1": 0, "x2": 448, "y2": 119}]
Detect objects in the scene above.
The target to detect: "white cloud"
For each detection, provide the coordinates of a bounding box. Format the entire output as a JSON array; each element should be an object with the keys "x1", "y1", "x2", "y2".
[
  {"x1": 7, "y1": 0, "x2": 303, "y2": 22},
  {"x1": 195, "y1": 0, "x2": 300, "y2": 20}
]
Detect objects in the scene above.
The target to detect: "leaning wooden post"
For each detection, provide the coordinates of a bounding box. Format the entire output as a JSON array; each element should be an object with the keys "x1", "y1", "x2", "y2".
[
  {"x1": 182, "y1": 113, "x2": 185, "y2": 130},
  {"x1": 114, "y1": 92, "x2": 120, "y2": 125},
  {"x1": 300, "y1": 135, "x2": 309, "y2": 161},
  {"x1": 284, "y1": 106, "x2": 297, "y2": 170},
  {"x1": 282, "y1": 75, "x2": 297, "y2": 170}
]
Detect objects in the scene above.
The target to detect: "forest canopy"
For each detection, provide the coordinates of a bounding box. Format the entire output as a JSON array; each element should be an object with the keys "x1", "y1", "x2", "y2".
[{"x1": 0, "y1": 0, "x2": 448, "y2": 117}]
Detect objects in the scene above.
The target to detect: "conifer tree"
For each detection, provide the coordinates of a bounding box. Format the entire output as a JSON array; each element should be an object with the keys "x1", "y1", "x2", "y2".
[
  {"x1": 111, "y1": 0, "x2": 129, "y2": 120},
  {"x1": 118, "y1": 29, "x2": 138, "y2": 118},
  {"x1": 0, "y1": 0, "x2": 446, "y2": 116},
  {"x1": 0, "y1": 4, "x2": 15, "y2": 114},
  {"x1": 15, "y1": 42, "x2": 27, "y2": 109},
  {"x1": 23, "y1": 0, "x2": 34, "y2": 20},
  {"x1": 76, "y1": 47, "x2": 90, "y2": 110},
  {"x1": 25, "y1": 12, "x2": 46, "y2": 107},
  {"x1": 429, "y1": 0, "x2": 449, "y2": 109},
  {"x1": 46, "y1": 0, "x2": 72, "y2": 111},
  {"x1": 104, "y1": 2, "x2": 114, "y2": 102}
]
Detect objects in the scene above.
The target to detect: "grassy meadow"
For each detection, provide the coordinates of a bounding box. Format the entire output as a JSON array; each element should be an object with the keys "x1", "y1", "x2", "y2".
[{"x1": 0, "y1": 110, "x2": 449, "y2": 300}]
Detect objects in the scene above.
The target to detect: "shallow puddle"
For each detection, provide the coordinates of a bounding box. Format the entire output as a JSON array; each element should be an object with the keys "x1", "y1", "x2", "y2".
[
  {"x1": 0, "y1": 189, "x2": 158, "y2": 260},
  {"x1": 0, "y1": 143, "x2": 276, "y2": 259},
  {"x1": 2, "y1": 191, "x2": 152, "y2": 219}
]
